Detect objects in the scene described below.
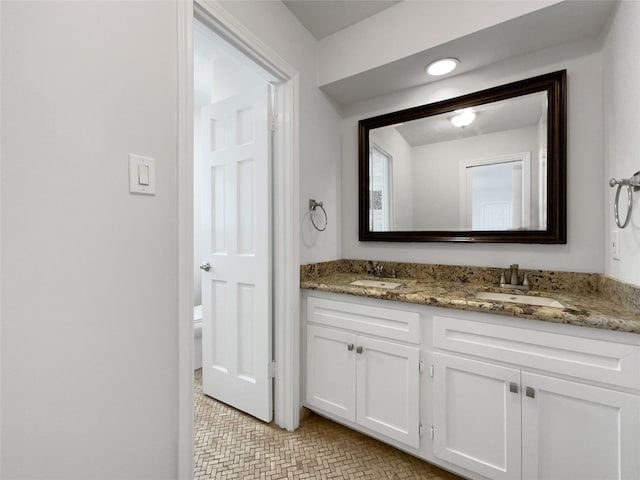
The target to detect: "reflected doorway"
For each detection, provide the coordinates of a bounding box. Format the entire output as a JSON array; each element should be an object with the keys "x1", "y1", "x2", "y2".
[{"x1": 460, "y1": 153, "x2": 531, "y2": 231}]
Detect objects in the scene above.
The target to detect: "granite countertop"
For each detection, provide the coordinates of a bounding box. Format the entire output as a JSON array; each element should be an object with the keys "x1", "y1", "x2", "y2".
[{"x1": 301, "y1": 272, "x2": 640, "y2": 334}]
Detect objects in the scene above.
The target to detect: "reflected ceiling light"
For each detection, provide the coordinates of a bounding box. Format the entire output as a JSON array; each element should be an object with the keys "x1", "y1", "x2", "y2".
[
  {"x1": 451, "y1": 109, "x2": 476, "y2": 128},
  {"x1": 425, "y1": 57, "x2": 459, "y2": 76}
]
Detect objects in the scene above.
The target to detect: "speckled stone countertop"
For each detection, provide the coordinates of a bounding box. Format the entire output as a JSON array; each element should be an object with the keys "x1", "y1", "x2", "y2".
[{"x1": 300, "y1": 260, "x2": 640, "y2": 334}]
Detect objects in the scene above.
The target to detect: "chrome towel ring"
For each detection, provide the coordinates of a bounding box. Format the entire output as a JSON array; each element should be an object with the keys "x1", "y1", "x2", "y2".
[
  {"x1": 609, "y1": 171, "x2": 640, "y2": 229},
  {"x1": 309, "y1": 199, "x2": 328, "y2": 232}
]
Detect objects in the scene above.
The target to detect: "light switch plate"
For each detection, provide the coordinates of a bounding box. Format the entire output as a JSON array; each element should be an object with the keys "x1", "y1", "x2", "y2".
[
  {"x1": 129, "y1": 154, "x2": 155, "y2": 195},
  {"x1": 611, "y1": 230, "x2": 620, "y2": 260}
]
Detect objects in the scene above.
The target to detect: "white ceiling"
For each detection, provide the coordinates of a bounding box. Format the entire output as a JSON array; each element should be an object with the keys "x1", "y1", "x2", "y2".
[
  {"x1": 318, "y1": 0, "x2": 617, "y2": 105},
  {"x1": 282, "y1": 0, "x2": 402, "y2": 39}
]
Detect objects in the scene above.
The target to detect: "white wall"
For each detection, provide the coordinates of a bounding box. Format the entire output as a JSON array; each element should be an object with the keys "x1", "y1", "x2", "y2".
[
  {"x1": 1, "y1": 2, "x2": 178, "y2": 479},
  {"x1": 602, "y1": 1, "x2": 640, "y2": 286},
  {"x1": 342, "y1": 39, "x2": 604, "y2": 272},
  {"x1": 411, "y1": 126, "x2": 538, "y2": 230},
  {"x1": 218, "y1": 1, "x2": 342, "y2": 264}
]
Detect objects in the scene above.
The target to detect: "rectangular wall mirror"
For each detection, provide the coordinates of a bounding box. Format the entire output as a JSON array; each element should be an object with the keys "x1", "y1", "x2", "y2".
[{"x1": 358, "y1": 70, "x2": 566, "y2": 243}]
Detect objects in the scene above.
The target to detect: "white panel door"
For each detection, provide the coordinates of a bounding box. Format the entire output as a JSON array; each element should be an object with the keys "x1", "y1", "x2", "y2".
[
  {"x1": 433, "y1": 353, "x2": 521, "y2": 480},
  {"x1": 356, "y1": 336, "x2": 420, "y2": 448},
  {"x1": 522, "y1": 372, "x2": 640, "y2": 480},
  {"x1": 200, "y1": 86, "x2": 272, "y2": 422},
  {"x1": 306, "y1": 325, "x2": 357, "y2": 422}
]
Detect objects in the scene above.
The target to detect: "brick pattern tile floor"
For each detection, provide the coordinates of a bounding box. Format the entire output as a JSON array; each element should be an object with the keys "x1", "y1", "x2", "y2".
[{"x1": 194, "y1": 369, "x2": 463, "y2": 480}]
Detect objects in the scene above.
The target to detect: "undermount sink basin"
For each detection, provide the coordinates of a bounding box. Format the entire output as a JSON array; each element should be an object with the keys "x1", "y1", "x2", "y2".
[
  {"x1": 350, "y1": 279, "x2": 403, "y2": 289},
  {"x1": 475, "y1": 291, "x2": 565, "y2": 308}
]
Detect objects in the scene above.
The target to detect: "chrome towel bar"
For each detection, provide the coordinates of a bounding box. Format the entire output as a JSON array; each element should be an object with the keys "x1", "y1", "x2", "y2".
[
  {"x1": 309, "y1": 199, "x2": 328, "y2": 232},
  {"x1": 609, "y1": 171, "x2": 640, "y2": 229}
]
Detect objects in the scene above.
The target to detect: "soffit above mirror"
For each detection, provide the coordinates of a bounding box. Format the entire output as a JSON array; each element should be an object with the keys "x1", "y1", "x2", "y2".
[{"x1": 319, "y1": 1, "x2": 616, "y2": 105}]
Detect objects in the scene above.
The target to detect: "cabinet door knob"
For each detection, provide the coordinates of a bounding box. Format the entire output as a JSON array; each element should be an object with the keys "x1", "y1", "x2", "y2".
[
  {"x1": 526, "y1": 386, "x2": 536, "y2": 398},
  {"x1": 347, "y1": 343, "x2": 354, "y2": 351},
  {"x1": 509, "y1": 382, "x2": 519, "y2": 394},
  {"x1": 356, "y1": 346, "x2": 363, "y2": 354}
]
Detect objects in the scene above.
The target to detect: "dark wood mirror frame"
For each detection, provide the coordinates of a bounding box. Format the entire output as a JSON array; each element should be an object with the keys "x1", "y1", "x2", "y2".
[{"x1": 358, "y1": 70, "x2": 567, "y2": 243}]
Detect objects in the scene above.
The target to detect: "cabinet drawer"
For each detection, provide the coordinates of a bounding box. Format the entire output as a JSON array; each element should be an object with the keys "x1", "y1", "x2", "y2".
[
  {"x1": 307, "y1": 297, "x2": 420, "y2": 343},
  {"x1": 434, "y1": 316, "x2": 640, "y2": 389}
]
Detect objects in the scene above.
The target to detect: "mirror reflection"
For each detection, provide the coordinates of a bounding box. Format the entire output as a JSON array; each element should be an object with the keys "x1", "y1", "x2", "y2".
[{"x1": 368, "y1": 91, "x2": 549, "y2": 232}]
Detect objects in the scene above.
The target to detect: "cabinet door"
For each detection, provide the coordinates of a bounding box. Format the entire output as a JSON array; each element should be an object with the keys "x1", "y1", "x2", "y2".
[
  {"x1": 306, "y1": 325, "x2": 357, "y2": 421},
  {"x1": 522, "y1": 372, "x2": 640, "y2": 480},
  {"x1": 433, "y1": 353, "x2": 521, "y2": 480},
  {"x1": 356, "y1": 336, "x2": 420, "y2": 448}
]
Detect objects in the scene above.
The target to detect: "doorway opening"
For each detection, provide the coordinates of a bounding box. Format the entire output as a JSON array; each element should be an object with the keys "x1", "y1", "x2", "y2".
[
  {"x1": 178, "y1": 2, "x2": 301, "y2": 477},
  {"x1": 193, "y1": 18, "x2": 275, "y2": 422}
]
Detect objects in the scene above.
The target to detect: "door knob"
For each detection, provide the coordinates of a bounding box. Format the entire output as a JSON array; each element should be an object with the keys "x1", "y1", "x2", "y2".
[{"x1": 199, "y1": 262, "x2": 211, "y2": 272}]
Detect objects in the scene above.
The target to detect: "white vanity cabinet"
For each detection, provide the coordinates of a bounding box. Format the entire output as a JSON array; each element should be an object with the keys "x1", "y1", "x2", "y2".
[
  {"x1": 432, "y1": 353, "x2": 522, "y2": 480},
  {"x1": 431, "y1": 315, "x2": 640, "y2": 480},
  {"x1": 304, "y1": 296, "x2": 421, "y2": 448},
  {"x1": 302, "y1": 291, "x2": 640, "y2": 480},
  {"x1": 306, "y1": 325, "x2": 357, "y2": 421},
  {"x1": 520, "y1": 372, "x2": 640, "y2": 480}
]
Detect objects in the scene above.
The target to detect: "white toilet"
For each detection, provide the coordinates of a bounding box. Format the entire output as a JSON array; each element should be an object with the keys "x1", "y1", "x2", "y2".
[{"x1": 194, "y1": 305, "x2": 203, "y2": 370}]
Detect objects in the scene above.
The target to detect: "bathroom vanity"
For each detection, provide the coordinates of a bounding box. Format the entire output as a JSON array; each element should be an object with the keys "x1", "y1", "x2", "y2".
[{"x1": 301, "y1": 263, "x2": 640, "y2": 480}]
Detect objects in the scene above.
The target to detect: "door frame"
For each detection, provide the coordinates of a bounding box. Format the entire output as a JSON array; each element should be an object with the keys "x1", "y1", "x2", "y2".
[{"x1": 177, "y1": 1, "x2": 301, "y2": 478}]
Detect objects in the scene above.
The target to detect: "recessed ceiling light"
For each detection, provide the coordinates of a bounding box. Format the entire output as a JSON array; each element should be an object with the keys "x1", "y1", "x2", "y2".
[
  {"x1": 425, "y1": 58, "x2": 459, "y2": 76},
  {"x1": 451, "y1": 109, "x2": 476, "y2": 128}
]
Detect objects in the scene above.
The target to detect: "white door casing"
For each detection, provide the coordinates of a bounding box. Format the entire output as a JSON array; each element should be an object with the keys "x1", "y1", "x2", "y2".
[
  {"x1": 201, "y1": 86, "x2": 273, "y2": 422},
  {"x1": 433, "y1": 353, "x2": 522, "y2": 480}
]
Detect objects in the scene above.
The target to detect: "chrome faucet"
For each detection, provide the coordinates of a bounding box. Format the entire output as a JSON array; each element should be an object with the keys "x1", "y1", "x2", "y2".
[
  {"x1": 500, "y1": 264, "x2": 529, "y2": 290},
  {"x1": 371, "y1": 263, "x2": 396, "y2": 278},
  {"x1": 510, "y1": 264, "x2": 519, "y2": 285}
]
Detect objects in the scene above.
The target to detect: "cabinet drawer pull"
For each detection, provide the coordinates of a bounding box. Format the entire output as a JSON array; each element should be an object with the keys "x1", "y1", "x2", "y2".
[
  {"x1": 526, "y1": 386, "x2": 536, "y2": 398},
  {"x1": 509, "y1": 382, "x2": 519, "y2": 394},
  {"x1": 356, "y1": 346, "x2": 363, "y2": 354},
  {"x1": 347, "y1": 343, "x2": 354, "y2": 351}
]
